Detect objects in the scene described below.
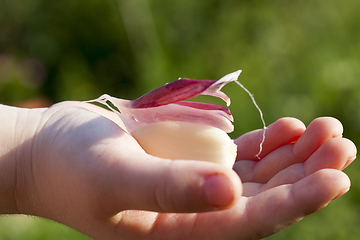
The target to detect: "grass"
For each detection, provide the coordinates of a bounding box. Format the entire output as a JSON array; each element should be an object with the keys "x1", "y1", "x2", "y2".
[{"x1": 0, "y1": 215, "x2": 91, "y2": 240}]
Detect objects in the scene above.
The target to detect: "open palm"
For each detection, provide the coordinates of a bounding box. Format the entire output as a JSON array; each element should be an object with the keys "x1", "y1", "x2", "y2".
[{"x1": 22, "y1": 101, "x2": 356, "y2": 240}]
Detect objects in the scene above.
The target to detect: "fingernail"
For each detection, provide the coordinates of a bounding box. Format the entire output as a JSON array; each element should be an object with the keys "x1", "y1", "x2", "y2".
[{"x1": 203, "y1": 174, "x2": 234, "y2": 209}]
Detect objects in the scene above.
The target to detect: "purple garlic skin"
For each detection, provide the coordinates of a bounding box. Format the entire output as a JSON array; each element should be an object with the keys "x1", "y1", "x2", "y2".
[{"x1": 91, "y1": 70, "x2": 242, "y2": 168}]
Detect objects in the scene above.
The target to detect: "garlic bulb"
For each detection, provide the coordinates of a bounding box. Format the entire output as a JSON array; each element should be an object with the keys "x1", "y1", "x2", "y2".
[
  {"x1": 131, "y1": 121, "x2": 237, "y2": 168},
  {"x1": 89, "y1": 70, "x2": 242, "y2": 168}
]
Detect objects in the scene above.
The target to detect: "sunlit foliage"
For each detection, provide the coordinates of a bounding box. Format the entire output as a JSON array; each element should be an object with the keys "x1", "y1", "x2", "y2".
[{"x1": 1, "y1": 0, "x2": 360, "y2": 239}]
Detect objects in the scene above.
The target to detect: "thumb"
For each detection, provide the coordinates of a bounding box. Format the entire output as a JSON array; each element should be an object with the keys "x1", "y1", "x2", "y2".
[{"x1": 96, "y1": 154, "x2": 242, "y2": 215}]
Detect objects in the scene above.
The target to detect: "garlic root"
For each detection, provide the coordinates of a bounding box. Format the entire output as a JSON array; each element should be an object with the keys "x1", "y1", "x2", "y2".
[{"x1": 131, "y1": 121, "x2": 237, "y2": 168}]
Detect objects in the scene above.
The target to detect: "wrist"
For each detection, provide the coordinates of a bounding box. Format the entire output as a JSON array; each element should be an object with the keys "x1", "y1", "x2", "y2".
[{"x1": 0, "y1": 104, "x2": 45, "y2": 214}]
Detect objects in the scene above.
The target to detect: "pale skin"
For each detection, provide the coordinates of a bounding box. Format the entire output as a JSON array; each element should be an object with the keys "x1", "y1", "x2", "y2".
[{"x1": 0, "y1": 102, "x2": 357, "y2": 239}]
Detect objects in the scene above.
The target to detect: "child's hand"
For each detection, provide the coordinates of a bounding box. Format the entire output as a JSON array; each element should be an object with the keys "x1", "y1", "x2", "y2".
[{"x1": 12, "y1": 102, "x2": 356, "y2": 240}]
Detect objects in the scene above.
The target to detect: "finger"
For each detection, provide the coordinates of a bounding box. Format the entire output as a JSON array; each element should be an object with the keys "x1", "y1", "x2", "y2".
[
  {"x1": 304, "y1": 137, "x2": 357, "y2": 174},
  {"x1": 234, "y1": 142, "x2": 300, "y2": 183},
  {"x1": 245, "y1": 169, "x2": 350, "y2": 238},
  {"x1": 258, "y1": 138, "x2": 356, "y2": 191},
  {"x1": 236, "y1": 117, "x2": 348, "y2": 183},
  {"x1": 233, "y1": 160, "x2": 257, "y2": 182},
  {"x1": 91, "y1": 151, "x2": 242, "y2": 216},
  {"x1": 235, "y1": 117, "x2": 305, "y2": 161},
  {"x1": 292, "y1": 117, "x2": 343, "y2": 161},
  {"x1": 242, "y1": 182, "x2": 262, "y2": 197},
  {"x1": 260, "y1": 163, "x2": 305, "y2": 192},
  {"x1": 240, "y1": 144, "x2": 298, "y2": 184},
  {"x1": 238, "y1": 144, "x2": 297, "y2": 183}
]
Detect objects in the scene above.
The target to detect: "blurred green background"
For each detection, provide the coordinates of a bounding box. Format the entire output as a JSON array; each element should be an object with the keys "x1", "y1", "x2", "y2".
[{"x1": 1, "y1": 0, "x2": 360, "y2": 239}]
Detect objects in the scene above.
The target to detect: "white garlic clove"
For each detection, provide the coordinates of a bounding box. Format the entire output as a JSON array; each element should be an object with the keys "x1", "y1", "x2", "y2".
[{"x1": 131, "y1": 121, "x2": 237, "y2": 168}]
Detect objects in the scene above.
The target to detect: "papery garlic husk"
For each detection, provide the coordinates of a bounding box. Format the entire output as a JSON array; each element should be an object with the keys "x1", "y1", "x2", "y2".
[
  {"x1": 131, "y1": 121, "x2": 237, "y2": 168},
  {"x1": 89, "y1": 71, "x2": 243, "y2": 168}
]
